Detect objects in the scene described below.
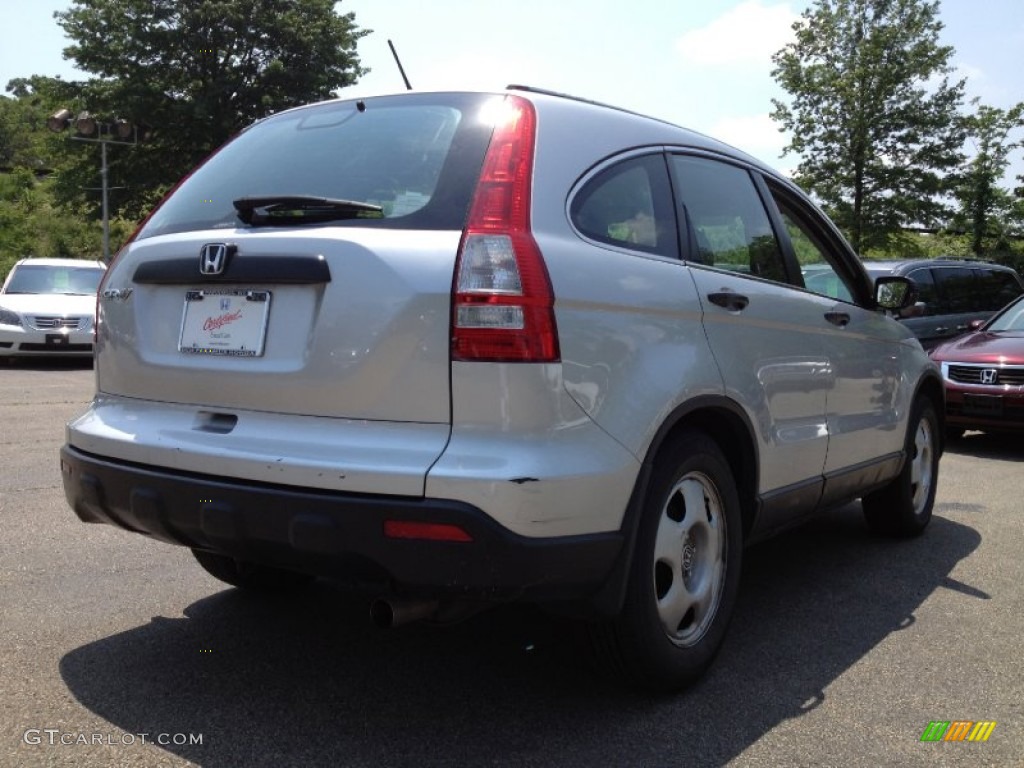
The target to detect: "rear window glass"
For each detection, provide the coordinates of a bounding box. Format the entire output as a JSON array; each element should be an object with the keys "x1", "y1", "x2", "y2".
[{"x1": 138, "y1": 93, "x2": 495, "y2": 239}]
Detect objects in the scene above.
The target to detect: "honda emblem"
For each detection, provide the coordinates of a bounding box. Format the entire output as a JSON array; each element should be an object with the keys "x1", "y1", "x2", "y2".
[
  {"x1": 199, "y1": 243, "x2": 232, "y2": 275},
  {"x1": 980, "y1": 369, "x2": 998, "y2": 385}
]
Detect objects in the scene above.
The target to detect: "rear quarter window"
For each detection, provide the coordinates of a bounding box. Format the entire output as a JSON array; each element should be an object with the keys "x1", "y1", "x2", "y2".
[{"x1": 569, "y1": 154, "x2": 678, "y2": 259}]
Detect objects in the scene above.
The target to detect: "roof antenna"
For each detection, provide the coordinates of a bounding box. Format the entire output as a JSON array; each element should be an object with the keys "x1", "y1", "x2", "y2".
[{"x1": 388, "y1": 40, "x2": 413, "y2": 91}]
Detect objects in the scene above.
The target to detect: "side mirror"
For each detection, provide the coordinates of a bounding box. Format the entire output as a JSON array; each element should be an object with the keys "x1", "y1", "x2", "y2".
[
  {"x1": 967, "y1": 318, "x2": 985, "y2": 332},
  {"x1": 875, "y1": 276, "x2": 916, "y2": 312}
]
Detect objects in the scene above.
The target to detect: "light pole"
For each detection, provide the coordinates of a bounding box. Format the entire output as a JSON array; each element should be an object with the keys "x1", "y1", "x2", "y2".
[{"x1": 47, "y1": 109, "x2": 139, "y2": 262}]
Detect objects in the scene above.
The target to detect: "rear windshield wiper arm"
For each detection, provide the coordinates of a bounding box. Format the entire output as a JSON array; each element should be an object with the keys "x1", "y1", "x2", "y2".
[{"x1": 233, "y1": 195, "x2": 384, "y2": 225}]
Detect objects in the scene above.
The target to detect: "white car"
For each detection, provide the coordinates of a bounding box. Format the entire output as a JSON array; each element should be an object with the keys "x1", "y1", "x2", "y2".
[{"x1": 0, "y1": 258, "x2": 106, "y2": 358}]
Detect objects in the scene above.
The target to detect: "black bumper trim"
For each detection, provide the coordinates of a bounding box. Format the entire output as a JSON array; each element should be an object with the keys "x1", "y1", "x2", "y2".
[
  {"x1": 18, "y1": 343, "x2": 93, "y2": 353},
  {"x1": 60, "y1": 445, "x2": 623, "y2": 602}
]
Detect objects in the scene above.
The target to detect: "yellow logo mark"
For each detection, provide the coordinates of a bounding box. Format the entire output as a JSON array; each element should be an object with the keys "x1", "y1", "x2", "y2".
[
  {"x1": 968, "y1": 721, "x2": 997, "y2": 742},
  {"x1": 921, "y1": 720, "x2": 996, "y2": 742}
]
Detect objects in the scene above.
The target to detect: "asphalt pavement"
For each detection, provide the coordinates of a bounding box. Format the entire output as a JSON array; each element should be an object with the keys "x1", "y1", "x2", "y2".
[{"x1": 1, "y1": 359, "x2": 1022, "y2": 767}]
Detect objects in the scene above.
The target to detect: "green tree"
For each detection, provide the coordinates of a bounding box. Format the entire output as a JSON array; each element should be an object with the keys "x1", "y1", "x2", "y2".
[
  {"x1": 950, "y1": 100, "x2": 1024, "y2": 253},
  {"x1": 1, "y1": 76, "x2": 82, "y2": 171},
  {"x1": 0, "y1": 97, "x2": 34, "y2": 169},
  {"x1": 771, "y1": 0, "x2": 965, "y2": 253},
  {"x1": 0, "y1": 78, "x2": 126, "y2": 270},
  {"x1": 0, "y1": 168, "x2": 132, "y2": 279},
  {"x1": 51, "y1": 0, "x2": 368, "y2": 219}
]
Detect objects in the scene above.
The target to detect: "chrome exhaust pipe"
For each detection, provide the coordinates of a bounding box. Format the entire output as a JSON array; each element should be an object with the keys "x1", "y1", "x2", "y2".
[{"x1": 370, "y1": 598, "x2": 440, "y2": 629}]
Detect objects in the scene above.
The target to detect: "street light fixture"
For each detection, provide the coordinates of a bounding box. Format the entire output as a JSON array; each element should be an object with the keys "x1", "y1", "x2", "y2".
[
  {"x1": 46, "y1": 108, "x2": 73, "y2": 134},
  {"x1": 47, "y1": 108, "x2": 141, "y2": 262},
  {"x1": 75, "y1": 111, "x2": 98, "y2": 136},
  {"x1": 114, "y1": 119, "x2": 134, "y2": 140}
]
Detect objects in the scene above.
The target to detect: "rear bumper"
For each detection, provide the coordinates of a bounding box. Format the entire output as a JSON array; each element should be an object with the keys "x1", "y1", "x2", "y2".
[{"x1": 60, "y1": 445, "x2": 624, "y2": 603}]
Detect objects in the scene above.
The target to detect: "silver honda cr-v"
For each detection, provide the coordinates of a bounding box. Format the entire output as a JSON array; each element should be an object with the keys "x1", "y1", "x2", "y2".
[{"x1": 61, "y1": 86, "x2": 943, "y2": 691}]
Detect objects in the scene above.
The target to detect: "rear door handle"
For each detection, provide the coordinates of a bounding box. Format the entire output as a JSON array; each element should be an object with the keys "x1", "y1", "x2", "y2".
[
  {"x1": 825, "y1": 311, "x2": 850, "y2": 327},
  {"x1": 707, "y1": 292, "x2": 749, "y2": 312}
]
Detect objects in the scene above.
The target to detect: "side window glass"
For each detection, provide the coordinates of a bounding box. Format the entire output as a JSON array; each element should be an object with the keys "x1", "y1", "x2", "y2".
[
  {"x1": 775, "y1": 205, "x2": 853, "y2": 302},
  {"x1": 906, "y1": 268, "x2": 939, "y2": 316},
  {"x1": 935, "y1": 267, "x2": 976, "y2": 313},
  {"x1": 977, "y1": 269, "x2": 1023, "y2": 311},
  {"x1": 669, "y1": 155, "x2": 787, "y2": 283},
  {"x1": 570, "y1": 154, "x2": 678, "y2": 258}
]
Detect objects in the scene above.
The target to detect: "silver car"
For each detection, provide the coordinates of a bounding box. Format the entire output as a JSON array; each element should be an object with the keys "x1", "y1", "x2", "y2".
[{"x1": 60, "y1": 87, "x2": 943, "y2": 691}]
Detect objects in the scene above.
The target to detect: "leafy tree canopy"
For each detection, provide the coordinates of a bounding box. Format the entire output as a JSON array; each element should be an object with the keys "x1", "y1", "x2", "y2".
[
  {"x1": 771, "y1": 0, "x2": 966, "y2": 253},
  {"x1": 1, "y1": 76, "x2": 82, "y2": 171},
  {"x1": 950, "y1": 100, "x2": 1024, "y2": 253},
  {"x1": 50, "y1": 0, "x2": 369, "y2": 219}
]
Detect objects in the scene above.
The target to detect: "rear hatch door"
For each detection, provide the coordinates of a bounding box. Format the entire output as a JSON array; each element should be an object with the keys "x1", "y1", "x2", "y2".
[{"x1": 84, "y1": 93, "x2": 498, "y2": 493}]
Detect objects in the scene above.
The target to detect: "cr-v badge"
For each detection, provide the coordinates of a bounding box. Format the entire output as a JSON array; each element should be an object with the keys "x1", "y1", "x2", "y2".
[{"x1": 101, "y1": 288, "x2": 132, "y2": 301}]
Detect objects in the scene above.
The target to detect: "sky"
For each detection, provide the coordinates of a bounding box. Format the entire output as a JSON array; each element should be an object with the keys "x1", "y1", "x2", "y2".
[{"x1": 1, "y1": 0, "x2": 1022, "y2": 180}]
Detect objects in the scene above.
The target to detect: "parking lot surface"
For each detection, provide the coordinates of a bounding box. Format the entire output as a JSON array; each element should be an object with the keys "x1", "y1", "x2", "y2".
[{"x1": 2, "y1": 360, "x2": 1022, "y2": 767}]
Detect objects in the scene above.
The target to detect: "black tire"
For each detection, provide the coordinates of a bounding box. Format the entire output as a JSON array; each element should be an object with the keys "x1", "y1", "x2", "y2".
[
  {"x1": 862, "y1": 398, "x2": 940, "y2": 537},
  {"x1": 587, "y1": 430, "x2": 743, "y2": 692},
  {"x1": 191, "y1": 549, "x2": 314, "y2": 591}
]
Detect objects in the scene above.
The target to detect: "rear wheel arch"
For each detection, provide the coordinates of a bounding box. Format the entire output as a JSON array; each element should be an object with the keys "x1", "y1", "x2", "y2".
[
  {"x1": 643, "y1": 398, "x2": 759, "y2": 540},
  {"x1": 587, "y1": 396, "x2": 758, "y2": 617},
  {"x1": 913, "y1": 372, "x2": 945, "y2": 450},
  {"x1": 586, "y1": 425, "x2": 746, "y2": 690}
]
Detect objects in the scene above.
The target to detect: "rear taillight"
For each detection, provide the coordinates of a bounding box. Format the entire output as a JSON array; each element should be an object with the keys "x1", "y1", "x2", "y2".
[{"x1": 451, "y1": 96, "x2": 559, "y2": 363}]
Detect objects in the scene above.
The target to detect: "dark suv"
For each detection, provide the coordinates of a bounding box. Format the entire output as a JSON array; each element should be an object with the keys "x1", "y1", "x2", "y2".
[{"x1": 864, "y1": 259, "x2": 1024, "y2": 349}]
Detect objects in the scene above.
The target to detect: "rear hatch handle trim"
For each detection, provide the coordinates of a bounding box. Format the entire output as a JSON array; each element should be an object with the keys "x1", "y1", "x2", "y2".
[{"x1": 133, "y1": 255, "x2": 332, "y2": 285}]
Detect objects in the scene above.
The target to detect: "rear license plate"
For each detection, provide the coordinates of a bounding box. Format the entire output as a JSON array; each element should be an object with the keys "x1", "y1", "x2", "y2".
[
  {"x1": 962, "y1": 393, "x2": 1003, "y2": 417},
  {"x1": 178, "y1": 289, "x2": 271, "y2": 357}
]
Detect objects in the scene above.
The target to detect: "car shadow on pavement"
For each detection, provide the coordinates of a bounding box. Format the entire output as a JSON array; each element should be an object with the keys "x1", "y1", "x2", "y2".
[
  {"x1": 944, "y1": 431, "x2": 1022, "y2": 460},
  {"x1": 59, "y1": 504, "x2": 981, "y2": 768}
]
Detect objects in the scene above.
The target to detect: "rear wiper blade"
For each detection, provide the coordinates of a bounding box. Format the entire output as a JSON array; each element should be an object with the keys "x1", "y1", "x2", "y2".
[{"x1": 233, "y1": 195, "x2": 384, "y2": 225}]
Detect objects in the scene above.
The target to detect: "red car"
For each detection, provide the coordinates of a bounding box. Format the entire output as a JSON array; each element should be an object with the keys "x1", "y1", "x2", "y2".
[{"x1": 930, "y1": 294, "x2": 1024, "y2": 437}]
